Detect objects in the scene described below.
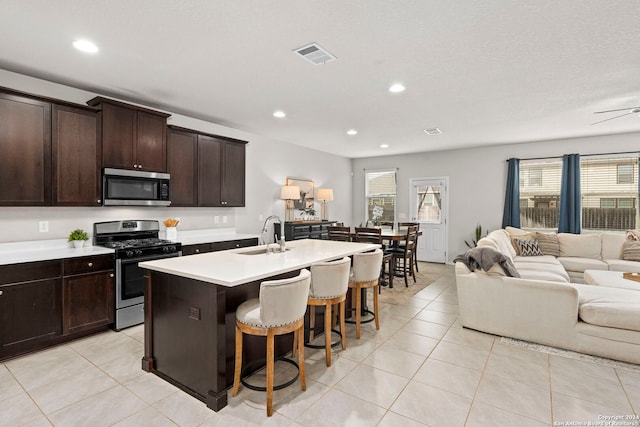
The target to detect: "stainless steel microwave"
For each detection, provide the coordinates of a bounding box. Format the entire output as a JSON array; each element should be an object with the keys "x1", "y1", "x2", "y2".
[{"x1": 103, "y1": 168, "x2": 171, "y2": 206}]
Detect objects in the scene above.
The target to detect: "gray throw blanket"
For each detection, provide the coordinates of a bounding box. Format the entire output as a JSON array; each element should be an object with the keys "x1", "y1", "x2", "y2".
[{"x1": 454, "y1": 247, "x2": 520, "y2": 278}]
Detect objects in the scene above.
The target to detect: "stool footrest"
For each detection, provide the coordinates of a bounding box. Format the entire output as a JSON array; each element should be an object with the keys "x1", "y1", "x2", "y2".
[
  {"x1": 304, "y1": 328, "x2": 342, "y2": 349},
  {"x1": 345, "y1": 308, "x2": 376, "y2": 325},
  {"x1": 240, "y1": 357, "x2": 299, "y2": 392}
]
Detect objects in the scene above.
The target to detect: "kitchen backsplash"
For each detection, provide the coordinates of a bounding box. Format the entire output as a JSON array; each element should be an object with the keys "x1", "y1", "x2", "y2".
[{"x1": 0, "y1": 207, "x2": 235, "y2": 243}]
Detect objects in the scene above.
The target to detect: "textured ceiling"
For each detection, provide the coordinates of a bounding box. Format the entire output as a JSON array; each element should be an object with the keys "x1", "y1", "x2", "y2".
[{"x1": 1, "y1": 0, "x2": 639, "y2": 158}]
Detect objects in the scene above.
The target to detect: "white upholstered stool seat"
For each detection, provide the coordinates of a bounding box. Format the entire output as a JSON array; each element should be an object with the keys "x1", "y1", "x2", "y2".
[
  {"x1": 232, "y1": 269, "x2": 311, "y2": 417},
  {"x1": 348, "y1": 249, "x2": 384, "y2": 339},
  {"x1": 305, "y1": 257, "x2": 351, "y2": 367}
]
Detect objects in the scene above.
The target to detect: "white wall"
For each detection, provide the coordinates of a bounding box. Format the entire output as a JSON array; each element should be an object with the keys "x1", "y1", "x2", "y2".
[
  {"x1": 0, "y1": 70, "x2": 352, "y2": 243},
  {"x1": 352, "y1": 132, "x2": 640, "y2": 263}
]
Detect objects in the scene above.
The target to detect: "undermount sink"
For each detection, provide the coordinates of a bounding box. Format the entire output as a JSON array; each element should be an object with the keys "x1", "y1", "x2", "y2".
[{"x1": 237, "y1": 247, "x2": 291, "y2": 255}]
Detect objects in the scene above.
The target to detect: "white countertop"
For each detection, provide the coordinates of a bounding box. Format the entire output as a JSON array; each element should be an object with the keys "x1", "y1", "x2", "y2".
[
  {"x1": 140, "y1": 239, "x2": 380, "y2": 287},
  {"x1": 0, "y1": 240, "x2": 114, "y2": 266},
  {"x1": 165, "y1": 228, "x2": 260, "y2": 246}
]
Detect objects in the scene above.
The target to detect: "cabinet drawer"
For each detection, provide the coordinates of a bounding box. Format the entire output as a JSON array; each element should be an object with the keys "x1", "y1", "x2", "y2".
[
  {"x1": 63, "y1": 255, "x2": 114, "y2": 276},
  {"x1": 182, "y1": 243, "x2": 212, "y2": 255},
  {"x1": 0, "y1": 260, "x2": 61, "y2": 285},
  {"x1": 211, "y1": 238, "x2": 258, "y2": 252}
]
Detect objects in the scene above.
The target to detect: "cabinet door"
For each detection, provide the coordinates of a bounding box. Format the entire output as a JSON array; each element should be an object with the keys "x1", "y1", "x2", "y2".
[
  {"x1": 198, "y1": 135, "x2": 222, "y2": 206},
  {"x1": 211, "y1": 238, "x2": 258, "y2": 251},
  {"x1": 167, "y1": 129, "x2": 198, "y2": 206},
  {"x1": 63, "y1": 271, "x2": 114, "y2": 335},
  {"x1": 52, "y1": 105, "x2": 101, "y2": 206},
  {"x1": 221, "y1": 141, "x2": 246, "y2": 207},
  {"x1": 0, "y1": 92, "x2": 51, "y2": 206},
  {"x1": 136, "y1": 111, "x2": 166, "y2": 172},
  {"x1": 0, "y1": 279, "x2": 62, "y2": 357},
  {"x1": 102, "y1": 103, "x2": 136, "y2": 169}
]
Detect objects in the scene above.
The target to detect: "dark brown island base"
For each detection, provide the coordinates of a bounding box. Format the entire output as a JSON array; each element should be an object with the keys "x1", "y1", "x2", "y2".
[{"x1": 139, "y1": 239, "x2": 379, "y2": 411}]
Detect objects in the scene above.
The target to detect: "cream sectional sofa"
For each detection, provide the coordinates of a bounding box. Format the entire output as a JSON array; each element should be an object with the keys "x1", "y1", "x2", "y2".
[{"x1": 455, "y1": 228, "x2": 640, "y2": 364}]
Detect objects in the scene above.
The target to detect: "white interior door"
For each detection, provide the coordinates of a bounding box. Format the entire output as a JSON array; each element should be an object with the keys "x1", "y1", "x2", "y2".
[{"x1": 410, "y1": 177, "x2": 448, "y2": 263}]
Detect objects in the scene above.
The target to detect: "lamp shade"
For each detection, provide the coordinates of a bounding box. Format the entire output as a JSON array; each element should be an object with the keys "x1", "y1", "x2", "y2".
[
  {"x1": 280, "y1": 185, "x2": 300, "y2": 200},
  {"x1": 317, "y1": 188, "x2": 333, "y2": 201}
]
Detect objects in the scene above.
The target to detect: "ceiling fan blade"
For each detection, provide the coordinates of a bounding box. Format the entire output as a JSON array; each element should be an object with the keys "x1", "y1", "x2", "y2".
[
  {"x1": 594, "y1": 107, "x2": 640, "y2": 114},
  {"x1": 590, "y1": 111, "x2": 635, "y2": 125}
]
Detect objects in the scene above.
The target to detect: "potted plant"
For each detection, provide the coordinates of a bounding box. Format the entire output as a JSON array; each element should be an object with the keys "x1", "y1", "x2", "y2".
[
  {"x1": 68, "y1": 229, "x2": 89, "y2": 248},
  {"x1": 464, "y1": 223, "x2": 484, "y2": 248},
  {"x1": 371, "y1": 205, "x2": 384, "y2": 227}
]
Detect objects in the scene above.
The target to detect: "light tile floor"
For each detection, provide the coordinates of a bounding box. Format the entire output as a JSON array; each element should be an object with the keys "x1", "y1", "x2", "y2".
[{"x1": 1, "y1": 264, "x2": 639, "y2": 426}]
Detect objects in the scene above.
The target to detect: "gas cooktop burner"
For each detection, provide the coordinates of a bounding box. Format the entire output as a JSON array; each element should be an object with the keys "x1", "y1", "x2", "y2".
[{"x1": 102, "y1": 238, "x2": 174, "y2": 249}]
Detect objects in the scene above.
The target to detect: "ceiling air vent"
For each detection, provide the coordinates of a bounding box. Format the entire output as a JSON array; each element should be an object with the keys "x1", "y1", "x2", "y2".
[
  {"x1": 423, "y1": 128, "x2": 442, "y2": 135},
  {"x1": 294, "y1": 43, "x2": 336, "y2": 65}
]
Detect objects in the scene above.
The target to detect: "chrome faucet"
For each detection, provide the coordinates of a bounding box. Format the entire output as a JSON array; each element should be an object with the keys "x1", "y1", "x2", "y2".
[{"x1": 260, "y1": 215, "x2": 286, "y2": 253}]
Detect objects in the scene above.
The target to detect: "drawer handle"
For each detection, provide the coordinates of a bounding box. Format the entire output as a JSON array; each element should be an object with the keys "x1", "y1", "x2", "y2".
[{"x1": 88, "y1": 262, "x2": 93, "y2": 267}]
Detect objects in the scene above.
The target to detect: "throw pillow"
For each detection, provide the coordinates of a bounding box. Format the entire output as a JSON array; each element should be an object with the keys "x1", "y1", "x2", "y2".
[
  {"x1": 514, "y1": 238, "x2": 543, "y2": 256},
  {"x1": 509, "y1": 232, "x2": 535, "y2": 255},
  {"x1": 626, "y1": 229, "x2": 640, "y2": 241},
  {"x1": 535, "y1": 232, "x2": 560, "y2": 257},
  {"x1": 623, "y1": 241, "x2": 640, "y2": 262}
]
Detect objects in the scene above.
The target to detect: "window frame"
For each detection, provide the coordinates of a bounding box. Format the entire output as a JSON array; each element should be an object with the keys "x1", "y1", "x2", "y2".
[{"x1": 364, "y1": 169, "x2": 397, "y2": 226}]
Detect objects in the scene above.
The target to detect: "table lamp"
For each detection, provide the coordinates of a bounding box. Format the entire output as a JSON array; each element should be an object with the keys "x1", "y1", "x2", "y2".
[
  {"x1": 280, "y1": 185, "x2": 300, "y2": 221},
  {"x1": 316, "y1": 188, "x2": 333, "y2": 221}
]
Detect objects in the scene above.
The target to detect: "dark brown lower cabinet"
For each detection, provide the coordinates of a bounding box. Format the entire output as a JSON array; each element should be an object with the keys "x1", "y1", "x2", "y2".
[
  {"x1": 63, "y1": 270, "x2": 114, "y2": 335},
  {"x1": 182, "y1": 238, "x2": 258, "y2": 256},
  {"x1": 0, "y1": 260, "x2": 62, "y2": 359}
]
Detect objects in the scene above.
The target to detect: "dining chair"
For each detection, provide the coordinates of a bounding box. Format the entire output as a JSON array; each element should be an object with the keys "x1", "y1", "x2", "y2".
[
  {"x1": 398, "y1": 222, "x2": 420, "y2": 273},
  {"x1": 388, "y1": 224, "x2": 418, "y2": 287},
  {"x1": 353, "y1": 227, "x2": 393, "y2": 289},
  {"x1": 232, "y1": 270, "x2": 311, "y2": 416},
  {"x1": 328, "y1": 226, "x2": 351, "y2": 242}
]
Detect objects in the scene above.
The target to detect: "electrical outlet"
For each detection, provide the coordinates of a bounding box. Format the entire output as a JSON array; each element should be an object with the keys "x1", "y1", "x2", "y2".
[
  {"x1": 214, "y1": 216, "x2": 219, "y2": 224},
  {"x1": 188, "y1": 306, "x2": 201, "y2": 320},
  {"x1": 222, "y1": 216, "x2": 228, "y2": 224},
  {"x1": 39, "y1": 221, "x2": 49, "y2": 232}
]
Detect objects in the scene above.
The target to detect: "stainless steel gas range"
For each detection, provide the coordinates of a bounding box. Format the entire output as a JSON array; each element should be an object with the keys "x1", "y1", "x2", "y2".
[{"x1": 93, "y1": 220, "x2": 182, "y2": 330}]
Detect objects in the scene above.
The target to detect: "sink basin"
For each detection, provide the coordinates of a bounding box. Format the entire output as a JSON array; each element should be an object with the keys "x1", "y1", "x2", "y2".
[{"x1": 238, "y1": 247, "x2": 291, "y2": 255}]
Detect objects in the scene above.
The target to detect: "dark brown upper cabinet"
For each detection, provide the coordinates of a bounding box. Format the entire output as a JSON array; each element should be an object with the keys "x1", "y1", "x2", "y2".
[
  {"x1": 87, "y1": 97, "x2": 170, "y2": 172},
  {"x1": 52, "y1": 104, "x2": 102, "y2": 206},
  {"x1": 167, "y1": 126, "x2": 246, "y2": 207},
  {"x1": 0, "y1": 92, "x2": 52, "y2": 206}
]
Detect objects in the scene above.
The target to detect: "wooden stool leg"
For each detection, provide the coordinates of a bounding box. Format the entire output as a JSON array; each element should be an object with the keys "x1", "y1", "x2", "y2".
[
  {"x1": 373, "y1": 285, "x2": 380, "y2": 330},
  {"x1": 309, "y1": 305, "x2": 316, "y2": 341},
  {"x1": 292, "y1": 328, "x2": 298, "y2": 357},
  {"x1": 232, "y1": 325, "x2": 243, "y2": 396},
  {"x1": 298, "y1": 325, "x2": 306, "y2": 391},
  {"x1": 325, "y1": 302, "x2": 332, "y2": 366},
  {"x1": 355, "y1": 286, "x2": 362, "y2": 339},
  {"x1": 339, "y1": 300, "x2": 347, "y2": 350},
  {"x1": 266, "y1": 329, "x2": 275, "y2": 417}
]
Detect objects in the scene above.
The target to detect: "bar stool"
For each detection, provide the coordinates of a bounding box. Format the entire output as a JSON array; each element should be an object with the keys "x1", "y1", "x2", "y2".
[
  {"x1": 348, "y1": 249, "x2": 383, "y2": 339},
  {"x1": 232, "y1": 269, "x2": 311, "y2": 417},
  {"x1": 306, "y1": 257, "x2": 351, "y2": 367}
]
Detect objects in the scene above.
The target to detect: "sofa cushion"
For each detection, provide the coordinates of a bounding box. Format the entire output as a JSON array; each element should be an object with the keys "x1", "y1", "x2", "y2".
[
  {"x1": 513, "y1": 261, "x2": 570, "y2": 282},
  {"x1": 575, "y1": 284, "x2": 640, "y2": 332},
  {"x1": 558, "y1": 256, "x2": 608, "y2": 273},
  {"x1": 558, "y1": 233, "x2": 601, "y2": 258},
  {"x1": 601, "y1": 233, "x2": 626, "y2": 260},
  {"x1": 623, "y1": 241, "x2": 640, "y2": 262},
  {"x1": 605, "y1": 259, "x2": 640, "y2": 274},
  {"x1": 483, "y1": 230, "x2": 516, "y2": 260},
  {"x1": 516, "y1": 269, "x2": 570, "y2": 283},
  {"x1": 513, "y1": 255, "x2": 561, "y2": 265},
  {"x1": 514, "y1": 238, "x2": 543, "y2": 256},
  {"x1": 576, "y1": 322, "x2": 640, "y2": 346},
  {"x1": 535, "y1": 232, "x2": 560, "y2": 257}
]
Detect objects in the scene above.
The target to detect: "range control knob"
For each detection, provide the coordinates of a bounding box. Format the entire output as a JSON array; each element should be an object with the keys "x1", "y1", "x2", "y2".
[
  {"x1": 135, "y1": 249, "x2": 143, "y2": 256},
  {"x1": 126, "y1": 250, "x2": 134, "y2": 258}
]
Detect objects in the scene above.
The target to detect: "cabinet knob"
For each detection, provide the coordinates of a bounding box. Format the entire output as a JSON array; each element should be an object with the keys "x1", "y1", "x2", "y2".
[
  {"x1": 133, "y1": 164, "x2": 138, "y2": 168},
  {"x1": 110, "y1": 273, "x2": 114, "y2": 278},
  {"x1": 195, "y1": 249, "x2": 200, "y2": 253},
  {"x1": 0, "y1": 290, "x2": 3, "y2": 296},
  {"x1": 97, "y1": 199, "x2": 101, "y2": 204},
  {"x1": 138, "y1": 164, "x2": 142, "y2": 169},
  {"x1": 88, "y1": 262, "x2": 93, "y2": 267},
  {"x1": 235, "y1": 244, "x2": 240, "y2": 247}
]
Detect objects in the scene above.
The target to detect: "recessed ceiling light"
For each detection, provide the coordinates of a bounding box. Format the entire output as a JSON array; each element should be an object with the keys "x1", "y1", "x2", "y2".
[
  {"x1": 389, "y1": 83, "x2": 405, "y2": 93},
  {"x1": 346, "y1": 129, "x2": 358, "y2": 135},
  {"x1": 423, "y1": 127, "x2": 442, "y2": 135},
  {"x1": 380, "y1": 144, "x2": 389, "y2": 148},
  {"x1": 273, "y1": 110, "x2": 286, "y2": 118},
  {"x1": 73, "y1": 39, "x2": 98, "y2": 53}
]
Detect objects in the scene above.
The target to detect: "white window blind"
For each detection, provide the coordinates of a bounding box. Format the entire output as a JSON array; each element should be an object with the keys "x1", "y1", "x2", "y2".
[
  {"x1": 519, "y1": 158, "x2": 562, "y2": 229},
  {"x1": 365, "y1": 170, "x2": 396, "y2": 225},
  {"x1": 581, "y1": 155, "x2": 639, "y2": 230}
]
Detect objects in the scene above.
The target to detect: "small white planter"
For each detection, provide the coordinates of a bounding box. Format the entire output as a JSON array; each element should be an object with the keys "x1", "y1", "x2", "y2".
[{"x1": 71, "y1": 240, "x2": 85, "y2": 249}]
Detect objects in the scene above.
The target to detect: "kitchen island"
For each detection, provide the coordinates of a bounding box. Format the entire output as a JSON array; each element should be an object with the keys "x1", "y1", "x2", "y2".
[{"x1": 139, "y1": 239, "x2": 379, "y2": 411}]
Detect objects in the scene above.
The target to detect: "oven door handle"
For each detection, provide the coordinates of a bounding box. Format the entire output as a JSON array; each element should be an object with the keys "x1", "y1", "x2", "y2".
[{"x1": 119, "y1": 252, "x2": 181, "y2": 265}]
